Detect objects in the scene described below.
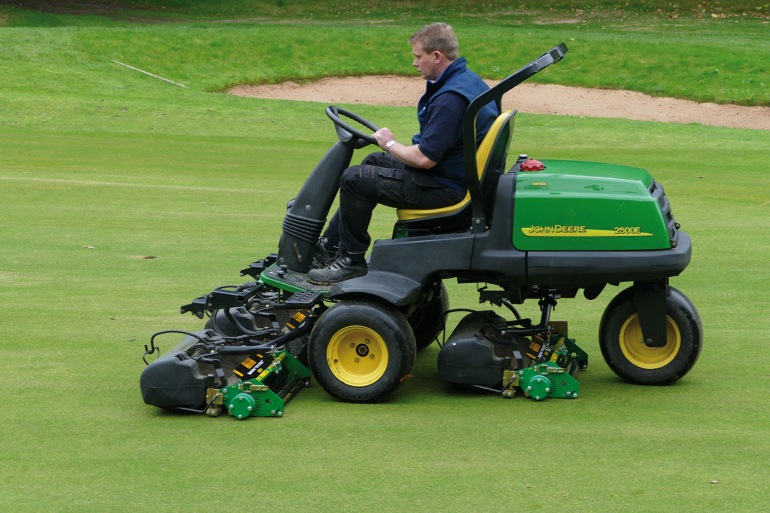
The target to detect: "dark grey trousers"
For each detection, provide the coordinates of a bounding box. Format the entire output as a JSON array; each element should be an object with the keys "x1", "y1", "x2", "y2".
[{"x1": 322, "y1": 152, "x2": 465, "y2": 258}]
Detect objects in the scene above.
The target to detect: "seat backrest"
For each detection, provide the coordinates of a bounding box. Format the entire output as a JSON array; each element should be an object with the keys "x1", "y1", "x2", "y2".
[
  {"x1": 478, "y1": 109, "x2": 515, "y2": 220},
  {"x1": 396, "y1": 109, "x2": 516, "y2": 224}
]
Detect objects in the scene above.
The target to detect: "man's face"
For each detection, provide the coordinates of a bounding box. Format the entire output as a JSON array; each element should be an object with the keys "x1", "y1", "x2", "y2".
[{"x1": 411, "y1": 42, "x2": 441, "y2": 81}]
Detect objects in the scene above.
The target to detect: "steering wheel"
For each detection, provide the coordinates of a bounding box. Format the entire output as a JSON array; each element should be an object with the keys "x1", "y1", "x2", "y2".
[{"x1": 325, "y1": 106, "x2": 379, "y2": 148}]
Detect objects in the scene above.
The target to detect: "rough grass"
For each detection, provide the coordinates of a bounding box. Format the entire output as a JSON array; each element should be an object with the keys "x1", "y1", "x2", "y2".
[{"x1": 4, "y1": 0, "x2": 767, "y2": 21}]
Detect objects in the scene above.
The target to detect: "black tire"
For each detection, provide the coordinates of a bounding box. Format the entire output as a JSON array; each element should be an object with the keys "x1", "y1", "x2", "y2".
[
  {"x1": 309, "y1": 298, "x2": 416, "y2": 403},
  {"x1": 407, "y1": 282, "x2": 449, "y2": 351},
  {"x1": 599, "y1": 286, "x2": 703, "y2": 385}
]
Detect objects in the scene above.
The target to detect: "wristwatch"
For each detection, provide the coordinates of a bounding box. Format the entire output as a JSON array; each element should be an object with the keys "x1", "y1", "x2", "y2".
[{"x1": 385, "y1": 140, "x2": 397, "y2": 152}]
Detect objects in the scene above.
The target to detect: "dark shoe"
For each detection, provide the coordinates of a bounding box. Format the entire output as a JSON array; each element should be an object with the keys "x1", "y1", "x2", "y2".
[
  {"x1": 311, "y1": 238, "x2": 336, "y2": 269},
  {"x1": 307, "y1": 253, "x2": 367, "y2": 285}
]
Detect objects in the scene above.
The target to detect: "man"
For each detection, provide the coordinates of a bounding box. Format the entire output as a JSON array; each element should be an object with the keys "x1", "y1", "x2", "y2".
[{"x1": 308, "y1": 22, "x2": 498, "y2": 285}]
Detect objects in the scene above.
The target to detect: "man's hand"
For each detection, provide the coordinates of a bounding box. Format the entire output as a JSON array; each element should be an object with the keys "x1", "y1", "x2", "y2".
[{"x1": 373, "y1": 128, "x2": 396, "y2": 150}]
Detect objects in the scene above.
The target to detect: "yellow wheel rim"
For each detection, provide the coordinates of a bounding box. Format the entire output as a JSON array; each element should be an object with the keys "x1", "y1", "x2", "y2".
[
  {"x1": 619, "y1": 314, "x2": 681, "y2": 369},
  {"x1": 326, "y1": 325, "x2": 389, "y2": 387}
]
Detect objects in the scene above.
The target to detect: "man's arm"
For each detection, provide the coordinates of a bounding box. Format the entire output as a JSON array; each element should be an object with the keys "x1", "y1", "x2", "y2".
[
  {"x1": 372, "y1": 128, "x2": 437, "y2": 169},
  {"x1": 372, "y1": 92, "x2": 467, "y2": 170}
]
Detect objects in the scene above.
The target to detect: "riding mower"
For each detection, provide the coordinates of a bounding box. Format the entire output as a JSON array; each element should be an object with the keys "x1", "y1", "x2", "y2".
[{"x1": 140, "y1": 44, "x2": 703, "y2": 418}]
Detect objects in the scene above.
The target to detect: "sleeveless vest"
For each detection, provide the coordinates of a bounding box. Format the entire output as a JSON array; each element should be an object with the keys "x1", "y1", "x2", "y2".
[{"x1": 413, "y1": 57, "x2": 498, "y2": 189}]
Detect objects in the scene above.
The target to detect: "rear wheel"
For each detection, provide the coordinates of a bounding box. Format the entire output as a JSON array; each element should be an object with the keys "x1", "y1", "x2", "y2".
[
  {"x1": 407, "y1": 282, "x2": 449, "y2": 351},
  {"x1": 599, "y1": 286, "x2": 702, "y2": 385},
  {"x1": 309, "y1": 298, "x2": 416, "y2": 402}
]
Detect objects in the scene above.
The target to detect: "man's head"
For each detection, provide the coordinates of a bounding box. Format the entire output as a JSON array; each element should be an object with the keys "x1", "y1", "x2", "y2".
[{"x1": 409, "y1": 23, "x2": 459, "y2": 81}]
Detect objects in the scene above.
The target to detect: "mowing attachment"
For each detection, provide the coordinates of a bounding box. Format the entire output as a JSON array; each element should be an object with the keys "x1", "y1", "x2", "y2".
[{"x1": 207, "y1": 350, "x2": 311, "y2": 419}]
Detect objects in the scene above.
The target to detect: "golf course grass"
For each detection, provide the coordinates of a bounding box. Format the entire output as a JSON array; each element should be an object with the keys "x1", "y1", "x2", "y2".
[{"x1": 1, "y1": 2, "x2": 769, "y2": 512}]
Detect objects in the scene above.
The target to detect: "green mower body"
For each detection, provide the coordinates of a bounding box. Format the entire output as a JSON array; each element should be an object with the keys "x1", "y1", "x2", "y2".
[{"x1": 514, "y1": 160, "x2": 673, "y2": 251}]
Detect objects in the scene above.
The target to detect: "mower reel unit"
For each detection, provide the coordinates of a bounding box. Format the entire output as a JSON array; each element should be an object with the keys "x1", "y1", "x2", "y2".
[{"x1": 140, "y1": 43, "x2": 703, "y2": 418}]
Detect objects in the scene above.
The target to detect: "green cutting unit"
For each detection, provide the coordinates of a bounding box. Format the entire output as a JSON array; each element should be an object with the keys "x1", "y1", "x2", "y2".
[{"x1": 140, "y1": 44, "x2": 702, "y2": 418}]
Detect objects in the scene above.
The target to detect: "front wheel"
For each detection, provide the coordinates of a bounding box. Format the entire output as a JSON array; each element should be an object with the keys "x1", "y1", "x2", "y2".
[
  {"x1": 599, "y1": 286, "x2": 702, "y2": 385},
  {"x1": 309, "y1": 298, "x2": 416, "y2": 402}
]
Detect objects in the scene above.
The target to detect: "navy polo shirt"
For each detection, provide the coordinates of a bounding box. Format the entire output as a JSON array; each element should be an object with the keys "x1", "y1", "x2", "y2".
[
  {"x1": 412, "y1": 57, "x2": 498, "y2": 191},
  {"x1": 415, "y1": 91, "x2": 467, "y2": 183}
]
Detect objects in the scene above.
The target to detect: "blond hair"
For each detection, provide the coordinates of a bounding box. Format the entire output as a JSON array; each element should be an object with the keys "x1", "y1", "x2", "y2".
[{"x1": 409, "y1": 23, "x2": 459, "y2": 61}]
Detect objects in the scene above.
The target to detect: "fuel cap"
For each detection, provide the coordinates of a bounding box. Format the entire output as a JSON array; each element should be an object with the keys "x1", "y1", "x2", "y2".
[{"x1": 521, "y1": 158, "x2": 545, "y2": 172}]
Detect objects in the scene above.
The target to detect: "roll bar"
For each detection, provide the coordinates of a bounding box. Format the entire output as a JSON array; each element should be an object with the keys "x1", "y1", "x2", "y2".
[{"x1": 463, "y1": 43, "x2": 568, "y2": 230}]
